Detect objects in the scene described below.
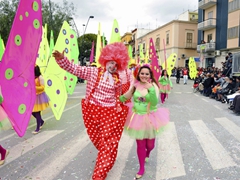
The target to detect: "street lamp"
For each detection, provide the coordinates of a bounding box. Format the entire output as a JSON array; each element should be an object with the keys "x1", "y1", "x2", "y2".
[
  {"x1": 83, "y1": 16, "x2": 94, "y2": 35},
  {"x1": 81, "y1": 15, "x2": 94, "y2": 66},
  {"x1": 69, "y1": 17, "x2": 80, "y2": 38},
  {"x1": 82, "y1": 24, "x2": 85, "y2": 35}
]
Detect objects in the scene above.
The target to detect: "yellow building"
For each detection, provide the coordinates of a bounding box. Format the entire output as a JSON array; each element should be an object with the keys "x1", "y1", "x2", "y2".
[{"x1": 122, "y1": 10, "x2": 199, "y2": 68}]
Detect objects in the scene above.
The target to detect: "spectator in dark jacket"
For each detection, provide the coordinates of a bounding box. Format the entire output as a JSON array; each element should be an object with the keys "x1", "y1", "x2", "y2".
[
  {"x1": 203, "y1": 73, "x2": 214, "y2": 96},
  {"x1": 176, "y1": 68, "x2": 181, "y2": 84}
]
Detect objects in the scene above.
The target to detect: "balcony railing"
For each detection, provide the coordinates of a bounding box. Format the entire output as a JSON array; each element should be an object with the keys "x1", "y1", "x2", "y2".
[
  {"x1": 198, "y1": 18, "x2": 216, "y2": 31},
  {"x1": 197, "y1": 42, "x2": 215, "y2": 53},
  {"x1": 199, "y1": 0, "x2": 217, "y2": 10},
  {"x1": 185, "y1": 42, "x2": 197, "y2": 49}
]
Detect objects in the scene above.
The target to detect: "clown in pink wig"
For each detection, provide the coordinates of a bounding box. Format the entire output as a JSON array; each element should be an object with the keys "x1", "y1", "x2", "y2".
[{"x1": 53, "y1": 42, "x2": 131, "y2": 180}]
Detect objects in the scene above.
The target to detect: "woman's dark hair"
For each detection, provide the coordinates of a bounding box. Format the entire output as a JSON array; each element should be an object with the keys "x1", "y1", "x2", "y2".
[
  {"x1": 132, "y1": 66, "x2": 159, "y2": 94},
  {"x1": 34, "y1": 65, "x2": 41, "y2": 77},
  {"x1": 161, "y1": 69, "x2": 169, "y2": 78}
]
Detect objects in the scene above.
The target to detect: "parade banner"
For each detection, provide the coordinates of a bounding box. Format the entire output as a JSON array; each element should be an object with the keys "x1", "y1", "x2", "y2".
[
  {"x1": 0, "y1": 0, "x2": 42, "y2": 137},
  {"x1": 95, "y1": 22, "x2": 101, "y2": 67},
  {"x1": 65, "y1": 29, "x2": 79, "y2": 95},
  {"x1": 189, "y1": 57, "x2": 198, "y2": 79},
  {"x1": 149, "y1": 38, "x2": 161, "y2": 80},
  {"x1": 44, "y1": 21, "x2": 69, "y2": 120},
  {"x1": 0, "y1": 35, "x2": 5, "y2": 61},
  {"x1": 109, "y1": 19, "x2": 121, "y2": 44}
]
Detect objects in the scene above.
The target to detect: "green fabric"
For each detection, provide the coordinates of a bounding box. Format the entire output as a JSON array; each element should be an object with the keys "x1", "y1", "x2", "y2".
[
  {"x1": 119, "y1": 95, "x2": 127, "y2": 102},
  {"x1": 132, "y1": 86, "x2": 157, "y2": 115},
  {"x1": 158, "y1": 76, "x2": 172, "y2": 87},
  {"x1": 120, "y1": 86, "x2": 158, "y2": 114},
  {"x1": 0, "y1": 95, "x2": 3, "y2": 104}
]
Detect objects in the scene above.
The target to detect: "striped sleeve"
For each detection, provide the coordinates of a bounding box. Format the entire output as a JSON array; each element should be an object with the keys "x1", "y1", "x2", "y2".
[{"x1": 56, "y1": 57, "x2": 96, "y2": 80}]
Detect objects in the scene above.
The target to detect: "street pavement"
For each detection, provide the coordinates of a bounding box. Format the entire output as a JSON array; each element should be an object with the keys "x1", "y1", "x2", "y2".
[{"x1": 0, "y1": 77, "x2": 240, "y2": 180}]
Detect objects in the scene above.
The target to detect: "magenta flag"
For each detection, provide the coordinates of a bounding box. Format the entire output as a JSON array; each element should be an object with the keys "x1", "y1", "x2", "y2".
[
  {"x1": 149, "y1": 38, "x2": 161, "y2": 80},
  {"x1": 0, "y1": 0, "x2": 42, "y2": 137}
]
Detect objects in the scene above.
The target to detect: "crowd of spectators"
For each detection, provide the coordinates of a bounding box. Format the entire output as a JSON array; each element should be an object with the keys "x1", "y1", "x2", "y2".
[
  {"x1": 171, "y1": 52, "x2": 239, "y2": 115},
  {"x1": 195, "y1": 72, "x2": 240, "y2": 115},
  {"x1": 191, "y1": 52, "x2": 240, "y2": 115}
]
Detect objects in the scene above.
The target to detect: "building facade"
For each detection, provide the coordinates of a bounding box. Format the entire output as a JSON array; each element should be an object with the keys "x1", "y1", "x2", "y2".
[
  {"x1": 133, "y1": 19, "x2": 198, "y2": 67},
  {"x1": 121, "y1": 11, "x2": 199, "y2": 68},
  {"x1": 197, "y1": 0, "x2": 240, "y2": 68},
  {"x1": 121, "y1": 32, "x2": 132, "y2": 48}
]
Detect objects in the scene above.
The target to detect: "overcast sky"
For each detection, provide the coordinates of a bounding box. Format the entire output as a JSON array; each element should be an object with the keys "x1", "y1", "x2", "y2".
[{"x1": 53, "y1": 0, "x2": 198, "y2": 41}]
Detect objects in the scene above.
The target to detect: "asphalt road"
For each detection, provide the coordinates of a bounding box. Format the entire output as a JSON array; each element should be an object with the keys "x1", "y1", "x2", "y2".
[{"x1": 0, "y1": 77, "x2": 240, "y2": 180}]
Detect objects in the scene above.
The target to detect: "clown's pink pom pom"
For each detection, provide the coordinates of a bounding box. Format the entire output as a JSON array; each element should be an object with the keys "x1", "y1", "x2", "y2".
[{"x1": 99, "y1": 42, "x2": 130, "y2": 71}]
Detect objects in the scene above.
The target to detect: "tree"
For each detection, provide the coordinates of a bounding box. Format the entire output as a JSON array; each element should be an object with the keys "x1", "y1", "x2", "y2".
[
  {"x1": 42, "y1": 0, "x2": 76, "y2": 43},
  {"x1": 78, "y1": 33, "x2": 108, "y2": 64},
  {"x1": 0, "y1": 0, "x2": 19, "y2": 44},
  {"x1": 0, "y1": 0, "x2": 76, "y2": 45}
]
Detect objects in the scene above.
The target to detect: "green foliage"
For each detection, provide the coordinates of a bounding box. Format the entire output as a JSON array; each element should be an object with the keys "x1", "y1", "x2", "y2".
[
  {"x1": 0, "y1": 0, "x2": 19, "y2": 44},
  {"x1": 79, "y1": 33, "x2": 108, "y2": 64},
  {"x1": 0, "y1": 0, "x2": 76, "y2": 45}
]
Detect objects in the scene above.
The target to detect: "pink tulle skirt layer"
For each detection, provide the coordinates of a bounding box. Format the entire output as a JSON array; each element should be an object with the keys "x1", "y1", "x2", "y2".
[
  {"x1": 124, "y1": 103, "x2": 170, "y2": 139},
  {"x1": 0, "y1": 106, "x2": 11, "y2": 131},
  {"x1": 0, "y1": 106, "x2": 8, "y2": 122},
  {"x1": 159, "y1": 84, "x2": 171, "y2": 93}
]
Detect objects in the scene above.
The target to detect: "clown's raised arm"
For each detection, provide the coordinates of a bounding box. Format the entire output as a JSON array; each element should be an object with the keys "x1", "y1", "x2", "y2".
[{"x1": 52, "y1": 50, "x2": 97, "y2": 81}]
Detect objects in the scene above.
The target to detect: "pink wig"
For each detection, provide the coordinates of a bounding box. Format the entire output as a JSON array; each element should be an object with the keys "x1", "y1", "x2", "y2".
[{"x1": 99, "y1": 42, "x2": 129, "y2": 71}]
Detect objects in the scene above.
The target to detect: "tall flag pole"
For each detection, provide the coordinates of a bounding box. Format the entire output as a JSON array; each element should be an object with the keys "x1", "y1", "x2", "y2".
[
  {"x1": 139, "y1": 44, "x2": 144, "y2": 64},
  {"x1": 149, "y1": 38, "x2": 161, "y2": 80},
  {"x1": 102, "y1": 32, "x2": 105, "y2": 48},
  {"x1": 0, "y1": 35, "x2": 5, "y2": 61},
  {"x1": 144, "y1": 43, "x2": 149, "y2": 64},
  {"x1": 161, "y1": 39, "x2": 177, "y2": 76},
  {"x1": 49, "y1": 30, "x2": 54, "y2": 57},
  {"x1": 64, "y1": 29, "x2": 79, "y2": 95},
  {"x1": 95, "y1": 22, "x2": 101, "y2": 67},
  {"x1": 163, "y1": 39, "x2": 167, "y2": 69},
  {"x1": 109, "y1": 19, "x2": 121, "y2": 44},
  {"x1": 157, "y1": 50, "x2": 161, "y2": 66}
]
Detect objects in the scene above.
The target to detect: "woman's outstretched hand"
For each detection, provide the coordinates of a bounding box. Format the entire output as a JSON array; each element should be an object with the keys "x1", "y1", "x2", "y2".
[{"x1": 52, "y1": 50, "x2": 64, "y2": 60}]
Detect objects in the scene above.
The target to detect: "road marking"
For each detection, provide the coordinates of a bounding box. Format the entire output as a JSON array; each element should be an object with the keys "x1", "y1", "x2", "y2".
[
  {"x1": 156, "y1": 122, "x2": 186, "y2": 179},
  {"x1": 72, "y1": 91, "x2": 85, "y2": 94},
  {"x1": 0, "y1": 103, "x2": 80, "y2": 142},
  {"x1": 174, "y1": 92, "x2": 182, "y2": 94},
  {"x1": 22, "y1": 130, "x2": 90, "y2": 180},
  {"x1": 107, "y1": 133, "x2": 134, "y2": 179},
  {"x1": 0, "y1": 130, "x2": 64, "y2": 168},
  {"x1": 189, "y1": 120, "x2": 236, "y2": 170},
  {"x1": 214, "y1": 105, "x2": 222, "y2": 110},
  {"x1": 68, "y1": 96, "x2": 85, "y2": 99},
  {"x1": 194, "y1": 94, "x2": 199, "y2": 97},
  {"x1": 215, "y1": 117, "x2": 240, "y2": 142},
  {"x1": 202, "y1": 98, "x2": 209, "y2": 102}
]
